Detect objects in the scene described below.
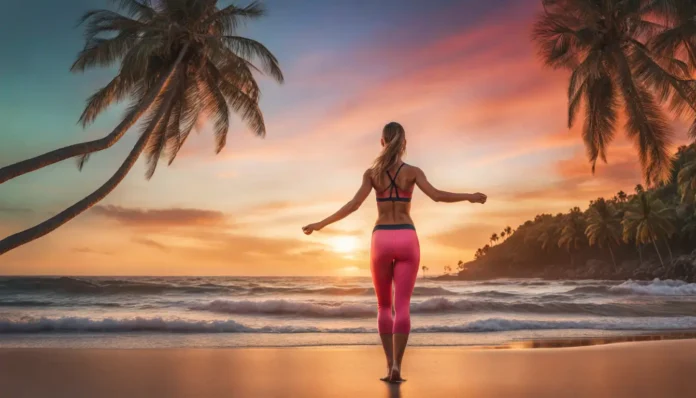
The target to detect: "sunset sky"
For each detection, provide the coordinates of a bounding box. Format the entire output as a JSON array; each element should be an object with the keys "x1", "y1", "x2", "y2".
[{"x1": 0, "y1": 0, "x2": 689, "y2": 276}]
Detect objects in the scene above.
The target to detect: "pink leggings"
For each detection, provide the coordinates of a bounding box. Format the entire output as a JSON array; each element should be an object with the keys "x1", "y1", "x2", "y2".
[{"x1": 370, "y1": 226, "x2": 420, "y2": 334}]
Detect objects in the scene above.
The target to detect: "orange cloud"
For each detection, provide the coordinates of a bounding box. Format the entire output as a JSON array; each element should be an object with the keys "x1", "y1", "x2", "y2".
[{"x1": 92, "y1": 206, "x2": 228, "y2": 228}]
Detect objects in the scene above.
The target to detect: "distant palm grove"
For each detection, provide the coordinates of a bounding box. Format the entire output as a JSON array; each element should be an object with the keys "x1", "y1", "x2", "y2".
[{"x1": 453, "y1": 144, "x2": 696, "y2": 281}]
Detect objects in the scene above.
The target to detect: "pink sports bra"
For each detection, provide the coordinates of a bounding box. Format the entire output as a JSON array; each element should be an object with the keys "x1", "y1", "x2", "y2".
[{"x1": 375, "y1": 163, "x2": 413, "y2": 202}]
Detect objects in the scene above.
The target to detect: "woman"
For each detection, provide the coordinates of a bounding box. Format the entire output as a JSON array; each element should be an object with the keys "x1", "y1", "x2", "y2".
[{"x1": 302, "y1": 122, "x2": 487, "y2": 383}]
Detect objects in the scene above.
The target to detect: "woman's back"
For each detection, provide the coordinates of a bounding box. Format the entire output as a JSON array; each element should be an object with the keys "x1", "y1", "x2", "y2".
[{"x1": 371, "y1": 162, "x2": 415, "y2": 226}]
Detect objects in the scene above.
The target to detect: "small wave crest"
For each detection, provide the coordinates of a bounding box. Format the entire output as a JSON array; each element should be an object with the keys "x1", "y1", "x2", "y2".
[
  {"x1": 190, "y1": 300, "x2": 375, "y2": 317},
  {"x1": 566, "y1": 279, "x2": 696, "y2": 296},
  {"x1": 3, "y1": 316, "x2": 696, "y2": 334},
  {"x1": 188, "y1": 297, "x2": 695, "y2": 318},
  {"x1": 0, "y1": 277, "x2": 232, "y2": 295},
  {"x1": 610, "y1": 279, "x2": 696, "y2": 296},
  {"x1": 0, "y1": 277, "x2": 460, "y2": 297}
]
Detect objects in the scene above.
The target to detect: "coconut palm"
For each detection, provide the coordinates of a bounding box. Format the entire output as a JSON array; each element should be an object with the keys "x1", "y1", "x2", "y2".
[
  {"x1": 678, "y1": 158, "x2": 696, "y2": 203},
  {"x1": 504, "y1": 226, "x2": 513, "y2": 237},
  {"x1": 682, "y1": 210, "x2": 696, "y2": 242},
  {"x1": 490, "y1": 233, "x2": 499, "y2": 246},
  {"x1": 617, "y1": 190, "x2": 628, "y2": 203},
  {"x1": 585, "y1": 198, "x2": 622, "y2": 268},
  {"x1": 444, "y1": 265, "x2": 452, "y2": 275},
  {"x1": 558, "y1": 207, "x2": 587, "y2": 266},
  {"x1": 421, "y1": 265, "x2": 429, "y2": 279},
  {"x1": 649, "y1": 0, "x2": 696, "y2": 83},
  {"x1": 622, "y1": 193, "x2": 676, "y2": 266},
  {"x1": 533, "y1": 0, "x2": 696, "y2": 184},
  {"x1": 536, "y1": 217, "x2": 562, "y2": 252},
  {"x1": 0, "y1": 0, "x2": 283, "y2": 255},
  {"x1": 457, "y1": 259, "x2": 466, "y2": 270}
]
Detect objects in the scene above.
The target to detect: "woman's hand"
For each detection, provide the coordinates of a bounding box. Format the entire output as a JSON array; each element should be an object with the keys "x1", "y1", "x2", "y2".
[
  {"x1": 302, "y1": 223, "x2": 323, "y2": 235},
  {"x1": 470, "y1": 193, "x2": 487, "y2": 204}
]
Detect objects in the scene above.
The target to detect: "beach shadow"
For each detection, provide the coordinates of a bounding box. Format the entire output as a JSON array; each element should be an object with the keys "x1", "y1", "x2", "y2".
[{"x1": 385, "y1": 383, "x2": 402, "y2": 398}]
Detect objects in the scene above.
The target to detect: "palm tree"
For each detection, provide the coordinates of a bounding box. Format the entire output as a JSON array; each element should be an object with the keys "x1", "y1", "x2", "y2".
[
  {"x1": 678, "y1": 157, "x2": 696, "y2": 203},
  {"x1": 490, "y1": 233, "x2": 499, "y2": 246},
  {"x1": 622, "y1": 193, "x2": 676, "y2": 267},
  {"x1": 504, "y1": 226, "x2": 513, "y2": 237},
  {"x1": 421, "y1": 265, "x2": 429, "y2": 279},
  {"x1": 500, "y1": 231, "x2": 506, "y2": 240},
  {"x1": 537, "y1": 217, "x2": 562, "y2": 252},
  {"x1": 682, "y1": 210, "x2": 696, "y2": 242},
  {"x1": 457, "y1": 260, "x2": 466, "y2": 270},
  {"x1": 617, "y1": 191, "x2": 628, "y2": 203},
  {"x1": 0, "y1": 1, "x2": 283, "y2": 255},
  {"x1": 585, "y1": 198, "x2": 622, "y2": 268},
  {"x1": 444, "y1": 265, "x2": 452, "y2": 275},
  {"x1": 650, "y1": 1, "x2": 696, "y2": 89},
  {"x1": 558, "y1": 207, "x2": 587, "y2": 266},
  {"x1": 533, "y1": 0, "x2": 696, "y2": 184}
]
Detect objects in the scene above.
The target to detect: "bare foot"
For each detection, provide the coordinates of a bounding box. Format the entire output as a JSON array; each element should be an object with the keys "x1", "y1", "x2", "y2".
[
  {"x1": 380, "y1": 364, "x2": 392, "y2": 381},
  {"x1": 388, "y1": 366, "x2": 406, "y2": 383}
]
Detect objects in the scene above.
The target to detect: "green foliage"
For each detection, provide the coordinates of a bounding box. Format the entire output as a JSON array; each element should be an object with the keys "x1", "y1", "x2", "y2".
[
  {"x1": 586, "y1": 198, "x2": 622, "y2": 249},
  {"x1": 468, "y1": 143, "x2": 696, "y2": 274}
]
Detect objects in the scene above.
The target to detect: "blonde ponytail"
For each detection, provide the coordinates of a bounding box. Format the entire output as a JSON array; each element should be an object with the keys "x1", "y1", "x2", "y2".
[{"x1": 371, "y1": 122, "x2": 406, "y2": 178}]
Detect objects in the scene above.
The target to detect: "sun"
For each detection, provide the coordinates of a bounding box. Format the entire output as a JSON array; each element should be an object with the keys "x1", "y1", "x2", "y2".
[{"x1": 328, "y1": 236, "x2": 359, "y2": 254}]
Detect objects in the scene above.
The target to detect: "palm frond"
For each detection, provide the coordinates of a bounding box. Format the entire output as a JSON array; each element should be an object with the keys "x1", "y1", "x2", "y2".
[
  {"x1": 583, "y1": 74, "x2": 618, "y2": 171},
  {"x1": 79, "y1": 9, "x2": 151, "y2": 40},
  {"x1": 71, "y1": 32, "x2": 137, "y2": 72},
  {"x1": 532, "y1": 12, "x2": 590, "y2": 70},
  {"x1": 615, "y1": 53, "x2": 674, "y2": 185},
  {"x1": 206, "y1": 1, "x2": 265, "y2": 34},
  {"x1": 145, "y1": 99, "x2": 174, "y2": 179},
  {"x1": 110, "y1": 0, "x2": 156, "y2": 20},
  {"x1": 678, "y1": 159, "x2": 696, "y2": 203},
  {"x1": 200, "y1": 70, "x2": 230, "y2": 154},
  {"x1": 222, "y1": 36, "x2": 284, "y2": 83},
  {"x1": 207, "y1": 61, "x2": 265, "y2": 137},
  {"x1": 78, "y1": 74, "x2": 135, "y2": 127},
  {"x1": 76, "y1": 154, "x2": 91, "y2": 171},
  {"x1": 631, "y1": 39, "x2": 696, "y2": 120}
]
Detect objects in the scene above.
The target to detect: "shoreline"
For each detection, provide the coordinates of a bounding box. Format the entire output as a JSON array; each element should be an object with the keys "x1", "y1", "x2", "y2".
[
  {"x1": 2, "y1": 339, "x2": 695, "y2": 397},
  {"x1": 2, "y1": 330, "x2": 696, "y2": 350}
]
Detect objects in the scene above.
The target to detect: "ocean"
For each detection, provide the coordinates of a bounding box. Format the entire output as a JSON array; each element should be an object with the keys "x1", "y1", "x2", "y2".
[{"x1": 1, "y1": 276, "x2": 696, "y2": 348}]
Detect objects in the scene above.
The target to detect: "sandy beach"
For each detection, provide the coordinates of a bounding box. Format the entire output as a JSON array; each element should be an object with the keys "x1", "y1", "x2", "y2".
[{"x1": 1, "y1": 339, "x2": 695, "y2": 398}]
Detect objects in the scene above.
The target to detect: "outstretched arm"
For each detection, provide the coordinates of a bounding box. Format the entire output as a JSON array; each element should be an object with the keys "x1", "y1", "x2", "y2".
[
  {"x1": 414, "y1": 167, "x2": 487, "y2": 204},
  {"x1": 302, "y1": 170, "x2": 373, "y2": 235}
]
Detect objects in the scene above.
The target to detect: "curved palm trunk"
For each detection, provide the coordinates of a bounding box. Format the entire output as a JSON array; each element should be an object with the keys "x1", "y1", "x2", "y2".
[
  {"x1": 608, "y1": 245, "x2": 617, "y2": 270},
  {"x1": 664, "y1": 241, "x2": 674, "y2": 265},
  {"x1": 651, "y1": 240, "x2": 665, "y2": 267},
  {"x1": 0, "y1": 88, "x2": 177, "y2": 256},
  {"x1": 0, "y1": 45, "x2": 188, "y2": 185}
]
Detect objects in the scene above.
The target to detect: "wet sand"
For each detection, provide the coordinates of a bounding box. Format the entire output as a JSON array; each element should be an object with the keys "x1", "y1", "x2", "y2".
[{"x1": 1, "y1": 339, "x2": 695, "y2": 397}]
